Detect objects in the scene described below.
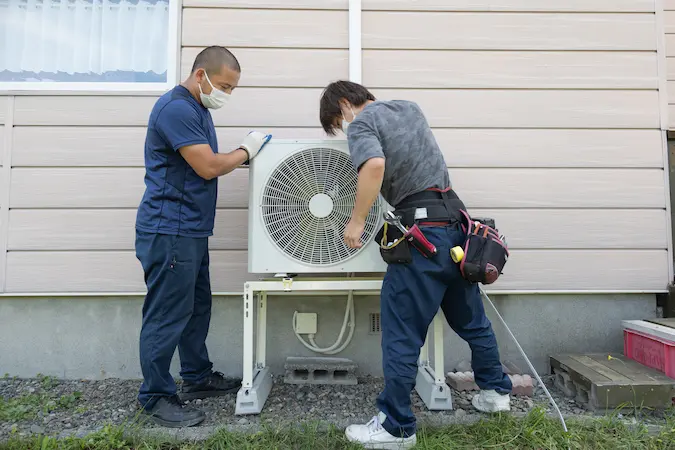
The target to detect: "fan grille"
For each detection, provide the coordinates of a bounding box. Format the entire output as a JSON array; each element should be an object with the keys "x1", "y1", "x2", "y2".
[{"x1": 260, "y1": 146, "x2": 382, "y2": 266}]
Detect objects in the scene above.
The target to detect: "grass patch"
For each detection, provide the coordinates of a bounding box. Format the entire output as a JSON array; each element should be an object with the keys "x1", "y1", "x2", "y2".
[
  {"x1": 0, "y1": 375, "x2": 83, "y2": 422},
  {"x1": 1, "y1": 407, "x2": 675, "y2": 450}
]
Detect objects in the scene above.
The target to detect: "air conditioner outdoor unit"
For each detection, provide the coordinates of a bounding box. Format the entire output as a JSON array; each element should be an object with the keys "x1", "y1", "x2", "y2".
[{"x1": 248, "y1": 139, "x2": 389, "y2": 274}]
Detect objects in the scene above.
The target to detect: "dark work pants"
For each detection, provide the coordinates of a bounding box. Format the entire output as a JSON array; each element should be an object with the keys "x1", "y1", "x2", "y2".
[
  {"x1": 377, "y1": 224, "x2": 512, "y2": 438},
  {"x1": 135, "y1": 231, "x2": 214, "y2": 409}
]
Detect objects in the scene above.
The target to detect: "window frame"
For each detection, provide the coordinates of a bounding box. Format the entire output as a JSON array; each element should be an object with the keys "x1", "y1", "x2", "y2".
[{"x1": 0, "y1": 0, "x2": 182, "y2": 95}]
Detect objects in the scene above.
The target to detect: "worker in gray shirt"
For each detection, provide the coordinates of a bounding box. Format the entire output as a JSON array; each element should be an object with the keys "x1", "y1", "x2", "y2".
[{"x1": 319, "y1": 81, "x2": 512, "y2": 449}]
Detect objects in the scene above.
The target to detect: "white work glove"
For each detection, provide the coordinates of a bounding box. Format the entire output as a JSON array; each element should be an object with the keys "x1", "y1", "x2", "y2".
[{"x1": 239, "y1": 131, "x2": 272, "y2": 161}]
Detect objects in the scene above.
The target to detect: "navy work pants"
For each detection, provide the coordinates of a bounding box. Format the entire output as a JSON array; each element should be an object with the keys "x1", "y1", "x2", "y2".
[
  {"x1": 135, "y1": 231, "x2": 214, "y2": 408},
  {"x1": 377, "y1": 224, "x2": 512, "y2": 438}
]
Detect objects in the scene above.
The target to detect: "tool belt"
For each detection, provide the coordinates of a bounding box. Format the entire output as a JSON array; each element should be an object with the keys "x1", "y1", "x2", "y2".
[{"x1": 376, "y1": 187, "x2": 509, "y2": 285}]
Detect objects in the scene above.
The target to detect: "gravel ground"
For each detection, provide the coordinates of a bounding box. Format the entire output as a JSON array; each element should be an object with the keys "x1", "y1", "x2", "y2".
[{"x1": 0, "y1": 373, "x2": 668, "y2": 442}]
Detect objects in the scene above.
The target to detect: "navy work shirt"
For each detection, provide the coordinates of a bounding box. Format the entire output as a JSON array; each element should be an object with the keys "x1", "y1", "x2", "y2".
[{"x1": 135, "y1": 85, "x2": 219, "y2": 237}]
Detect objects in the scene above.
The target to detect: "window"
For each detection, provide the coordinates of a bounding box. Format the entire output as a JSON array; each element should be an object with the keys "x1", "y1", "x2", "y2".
[{"x1": 0, "y1": 0, "x2": 179, "y2": 92}]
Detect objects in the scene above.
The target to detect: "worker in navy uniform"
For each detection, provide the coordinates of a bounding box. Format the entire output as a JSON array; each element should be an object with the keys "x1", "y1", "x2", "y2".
[
  {"x1": 319, "y1": 80, "x2": 513, "y2": 449},
  {"x1": 134, "y1": 46, "x2": 272, "y2": 427}
]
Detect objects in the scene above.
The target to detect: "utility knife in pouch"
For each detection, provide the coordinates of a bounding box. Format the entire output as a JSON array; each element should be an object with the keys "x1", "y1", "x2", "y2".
[{"x1": 376, "y1": 222, "x2": 413, "y2": 264}]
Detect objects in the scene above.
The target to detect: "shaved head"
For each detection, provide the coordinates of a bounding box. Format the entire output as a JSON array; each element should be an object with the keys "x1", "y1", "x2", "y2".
[{"x1": 191, "y1": 46, "x2": 241, "y2": 76}]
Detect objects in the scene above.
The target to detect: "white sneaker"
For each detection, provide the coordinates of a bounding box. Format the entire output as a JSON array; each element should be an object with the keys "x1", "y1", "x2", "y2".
[
  {"x1": 471, "y1": 389, "x2": 511, "y2": 413},
  {"x1": 345, "y1": 411, "x2": 417, "y2": 450}
]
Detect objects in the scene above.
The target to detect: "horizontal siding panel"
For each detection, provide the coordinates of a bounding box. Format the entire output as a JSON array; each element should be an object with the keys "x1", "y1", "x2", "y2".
[
  {"x1": 5, "y1": 250, "x2": 249, "y2": 293},
  {"x1": 181, "y1": 0, "x2": 655, "y2": 11},
  {"x1": 668, "y1": 58, "x2": 675, "y2": 80},
  {"x1": 9, "y1": 168, "x2": 249, "y2": 209},
  {"x1": 0, "y1": 125, "x2": 4, "y2": 166},
  {"x1": 491, "y1": 250, "x2": 669, "y2": 291},
  {"x1": 15, "y1": 90, "x2": 658, "y2": 128},
  {"x1": 182, "y1": 9, "x2": 348, "y2": 48},
  {"x1": 13, "y1": 90, "x2": 320, "y2": 127},
  {"x1": 362, "y1": 13, "x2": 656, "y2": 50},
  {"x1": 180, "y1": 48, "x2": 348, "y2": 87},
  {"x1": 14, "y1": 128, "x2": 662, "y2": 169},
  {"x1": 363, "y1": 51, "x2": 657, "y2": 89},
  {"x1": 4, "y1": 249, "x2": 668, "y2": 293},
  {"x1": 451, "y1": 169, "x2": 665, "y2": 208},
  {"x1": 0, "y1": 97, "x2": 6, "y2": 124},
  {"x1": 13, "y1": 96, "x2": 157, "y2": 126},
  {"x1": 10, "y1": 167, "x2": 665, "y2": 209},
  {"x1": 438, "y1": 129, "x2": 663, "y2": 168},
  {"x1": 12, "y1": 127, "x2": 339, "y2": 167},
  {"x1": 371, "y1": 89, "x2": 660, "y2": 129},
  {"x1": 7, "y1": 209, "x2": 249, "y2": 251},
  {"x1": 12, "y1": 128, "x2": 662, "y2": 169},
  {"x1": 665, "y1": 0, "x2": 675, "y2": 9},
  {"x1": 667, "y1": 35, "x2": 675, "y2": 57},
  {"x1": 183, "y1": 0, "x2": 346, "y2": 8},
  {"x1": 7, "y1": 208, "x2": 667, "y2": 252},
  {"x1": 666, "y1": 11, "x2": 675, "y2": 33},
  {"x1": 362, "y1": 0, "x2": 655, "y2": 12}
]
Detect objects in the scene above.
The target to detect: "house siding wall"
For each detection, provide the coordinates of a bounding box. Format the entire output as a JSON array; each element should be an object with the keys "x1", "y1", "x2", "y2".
[
  {"x1": 0, "y1": 0, "x2": 670, "y2": 294},
  {"x1": 0, "y1": 0, "x2": 667, "y2": 380}
]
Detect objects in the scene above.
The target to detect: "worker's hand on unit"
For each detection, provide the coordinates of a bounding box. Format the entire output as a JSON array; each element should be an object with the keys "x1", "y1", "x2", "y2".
[
  {"x1": 344, "y1": 218, "x2": 365, "y2": 249},
  {"x1": 239, "y1": 131, "x2": 272, "y2": 161}
]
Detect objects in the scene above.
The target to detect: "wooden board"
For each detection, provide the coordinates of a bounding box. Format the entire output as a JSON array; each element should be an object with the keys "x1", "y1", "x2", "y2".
[
  {"x1": 550, "y1": 353, "x2": 675, "y2": 409},
  {"x1": 362, "y1": 12, "x2": 656, "y2": 51},
  {"x1": 363, "y1": 50, "x2": 657, "y2": 89},
  {"x1": 13, "y1": 90, "x2": 659, "y2": 128},
  {"x1": 182, "y1": 9, "x2": 348, "y2": 48},
  {"x1": 3, "y1": 249, "x2": 669, "y2": 293},
  {"x1": 7, "y1": 208, "x2": 667, "y2": 252},
  {"x1": 181, "y1": 48, "x2": 348, "y2": 86},
  {"x1": 646, "y1": 318, "x2": 675, "y2": 329},
  {"x1": 362, "y1": 0, "x2": 655, "y2": 12},
  {"x1": 9, "y1": 167, "x2": 667, "y2": 209},
  {"x1": 11, "y1": 127, "x2": 664, "y2": 169}
]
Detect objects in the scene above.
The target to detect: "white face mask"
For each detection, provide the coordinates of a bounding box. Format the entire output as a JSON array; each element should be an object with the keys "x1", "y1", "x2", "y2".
[
  {"x1": 341, "y1": 105, "x2": 356, "y2": 133},
  {"x1": 198, "y1": 71, "x2": 230, "y2": 110}
]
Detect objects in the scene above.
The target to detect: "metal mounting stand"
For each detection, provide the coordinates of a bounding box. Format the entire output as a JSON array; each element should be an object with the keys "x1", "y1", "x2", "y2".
[{"x1": 235, "y1": 277, "x2": 453, "y2": 415}]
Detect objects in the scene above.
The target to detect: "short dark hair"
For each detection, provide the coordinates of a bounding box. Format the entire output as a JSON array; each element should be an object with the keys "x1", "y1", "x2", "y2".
[
  {"x1": 191, "y1": 46, "x2": 241, "y2": 75},
  {"x1": 319, "y1": 80, "x2": 376, "y2": 136}
]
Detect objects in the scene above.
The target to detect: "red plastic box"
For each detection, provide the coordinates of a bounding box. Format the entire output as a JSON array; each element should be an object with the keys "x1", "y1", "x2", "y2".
[{"x1": 622, "y1": 320, "x2": 675, "y2": 379}]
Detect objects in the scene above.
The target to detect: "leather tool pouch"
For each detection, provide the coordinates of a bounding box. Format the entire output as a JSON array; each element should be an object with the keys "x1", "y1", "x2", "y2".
[
  {"x1": 376, "y1": 222, "x2": 412, "y2": 264},
  {"x1": 458, "y1": 211, "x2": 509, "y2": 285}
]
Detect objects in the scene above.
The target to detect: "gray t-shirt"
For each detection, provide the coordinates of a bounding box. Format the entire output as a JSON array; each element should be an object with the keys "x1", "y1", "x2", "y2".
[{"x1": 346, "y1": 99, "x2": 451, "y2": 207}]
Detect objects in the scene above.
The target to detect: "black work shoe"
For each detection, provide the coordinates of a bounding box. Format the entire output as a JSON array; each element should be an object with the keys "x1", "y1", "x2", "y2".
[
  {"x1": 179, "y1": 371, "x2": 242, "y2": 401},
  {"x1": 140, "y1": 395, "x2": 205, "y2": 428}
]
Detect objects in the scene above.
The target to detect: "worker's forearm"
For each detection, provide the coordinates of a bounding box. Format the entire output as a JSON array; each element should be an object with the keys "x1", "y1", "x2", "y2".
[
  {"x1": 351, "y1": 159, "x2": 385, "y2": 223},
  {"x1": 210, "y1": 148, "x2": 249, "y2": 177}
]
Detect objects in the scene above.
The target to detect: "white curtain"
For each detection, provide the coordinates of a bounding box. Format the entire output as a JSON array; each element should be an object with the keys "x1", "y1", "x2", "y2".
[{"x1": 0, "y1": 0, "x2": 170, "y2": 81}]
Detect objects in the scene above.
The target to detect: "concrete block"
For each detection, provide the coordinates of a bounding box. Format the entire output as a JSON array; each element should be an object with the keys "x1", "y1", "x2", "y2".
[
  {"x1": 446, "y1": 371, "x2": 479, "y2": 391},
  {"x1": 283, "y1": 357, "x2": 357, "y2": 386},
  {"x1": 509, "y1": 374, "x2": 535, "y2": 397}
]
